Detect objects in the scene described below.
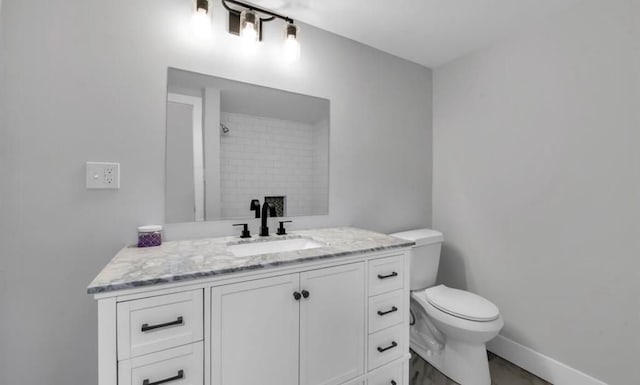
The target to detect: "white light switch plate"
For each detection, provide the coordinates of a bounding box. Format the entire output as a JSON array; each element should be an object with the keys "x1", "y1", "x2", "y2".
[{"x1": 86, "y1": 162, "x2": 120, "y2": 189}]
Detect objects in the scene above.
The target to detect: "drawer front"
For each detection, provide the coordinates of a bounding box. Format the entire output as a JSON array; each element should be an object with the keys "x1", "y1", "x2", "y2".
[
  {"x1": 368, "y1": 255, "x2": 404, "y2": 296},
  {"x1": 118, "y1": 342, "x2": 203, "y2": 385},
  {"x1": 368, "y1": 324, "x2": 404, "y2": 370},
  {"x1": 367, "y1": 362, "x2": 403, "y2": 385},
  {"x1": 368, "y1": 290, "x2": 404, "y2": 334},
  {"x1": 117, "y1": 290, "x2": 203, "y2": 359}
]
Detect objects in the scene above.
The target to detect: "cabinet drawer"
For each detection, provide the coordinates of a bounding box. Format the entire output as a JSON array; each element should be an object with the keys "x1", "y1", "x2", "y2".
[
  {"x1": 368, "y1": 255, "x2": 404, "y2": 296},
  {"x1": 367, "y1": 362, "x2": 403, "y2": 385},
  {"x1": 118, "y1": 342, "x2": 203, "y2": 385},
  {"x1": 368, "y1": 290, "x2": 404, "y2": 334},
  {"x1": 368, "y1": 324, "x2": 404, "y2": 370},
  {"x1": 117, "y1": 290, "x2": 203, "y2": 359}
]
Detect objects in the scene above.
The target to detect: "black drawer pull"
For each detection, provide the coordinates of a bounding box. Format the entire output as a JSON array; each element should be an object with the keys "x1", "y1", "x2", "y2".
[
  {"x1": 377, "y1": 306, "x2": 398, "y2": 316},
  {"x1": 377, "y1": 272, "x2": 398, "y2": 280},
  {"x1": 141, "y1": 316, "x2": 184, "y2": 332},
  {"x1": 142, "y1": 369, "x2": 184, "y2": 385},
  {"x1": 391, "y1": 381, "x2": 397, "y2": 385},
  {"x1": 377, "y1": 341, "x2": 398, "y2": 353}
]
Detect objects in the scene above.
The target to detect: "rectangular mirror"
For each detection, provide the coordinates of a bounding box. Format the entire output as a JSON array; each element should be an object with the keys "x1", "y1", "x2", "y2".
[{"x1": 165, "y1": 68, "x2": 330, "y2": 223}]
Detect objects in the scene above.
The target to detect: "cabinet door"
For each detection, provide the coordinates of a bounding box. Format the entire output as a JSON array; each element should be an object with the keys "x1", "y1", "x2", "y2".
[
  {"x1": 300, "y1": 262, "x2": 366, "y2": 385},
  {"x1": 211, "y1": 274, "x2": 300, "y2": 385}
]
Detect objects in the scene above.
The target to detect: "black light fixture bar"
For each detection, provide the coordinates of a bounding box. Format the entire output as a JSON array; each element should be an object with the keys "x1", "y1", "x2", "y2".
[
  {"x1": 221, "y1": 0, "x2": 293, "y2": 23},
  {"x1": 217, "y1": 0, "x2": 300, "y2": 57}
]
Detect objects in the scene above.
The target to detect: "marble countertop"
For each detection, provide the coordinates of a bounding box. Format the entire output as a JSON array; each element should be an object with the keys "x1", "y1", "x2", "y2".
[{"x1": 87, "y1": 227, "x2": 414, "y2": 294}]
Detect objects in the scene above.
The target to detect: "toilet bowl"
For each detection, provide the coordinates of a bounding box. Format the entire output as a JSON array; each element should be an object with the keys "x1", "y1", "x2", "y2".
[
  {"x1": 390, "y1": 229, "x2": 503, "y2": 385},
  {"x1": 411, "y1": 286, "x2": 503, "y2": 385}
]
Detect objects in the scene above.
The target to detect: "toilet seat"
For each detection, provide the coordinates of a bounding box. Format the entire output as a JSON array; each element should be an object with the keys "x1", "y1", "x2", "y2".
[
  {"x1": 411, "y1": 289, "x2": 504, "y2": 343},
  {"x1": 424, "y1": 285, "x2": 499, "y2": 322}
]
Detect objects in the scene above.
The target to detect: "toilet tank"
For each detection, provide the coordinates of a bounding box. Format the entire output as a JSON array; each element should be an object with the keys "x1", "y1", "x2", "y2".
[{"x1": 390, "y1": 229, "x2": 444, "y2": 291}]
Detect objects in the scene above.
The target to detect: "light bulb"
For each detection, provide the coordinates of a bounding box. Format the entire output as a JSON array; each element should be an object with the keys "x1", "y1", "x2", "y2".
[
  {"x1": 283, "y1": 23, "x2": 300, "y2": 61},
  {"x1": 192, "y1": 8, "x2": 212, "y2": 40},
  {"x1": 240, "y1": 10, "x2": 260, "y2": 43},
  {"x1": 241, "y1": 22, "x2": 257, "y2": 42},
  {"x1": 283, "y1": 35, "x2": 300, "y2": 61}
]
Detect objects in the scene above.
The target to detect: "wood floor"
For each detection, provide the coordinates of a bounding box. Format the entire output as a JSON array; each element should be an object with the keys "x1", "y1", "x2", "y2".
[{"x1": 409, "y1": 350, "x2": 552, "y2": 385}]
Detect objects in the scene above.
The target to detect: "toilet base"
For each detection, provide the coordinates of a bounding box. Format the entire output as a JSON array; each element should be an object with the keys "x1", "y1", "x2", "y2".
[{"x1": 411, "y1": 338, "x2": 491, "y2": 385}]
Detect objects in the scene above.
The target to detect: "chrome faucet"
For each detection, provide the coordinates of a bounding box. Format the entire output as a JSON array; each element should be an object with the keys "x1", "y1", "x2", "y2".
[{"x1": 260, "y1": 202, "x2": 277, "y2": 236}]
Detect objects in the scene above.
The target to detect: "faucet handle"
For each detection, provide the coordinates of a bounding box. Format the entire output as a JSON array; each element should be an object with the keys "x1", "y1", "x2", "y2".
[
  {"x1": 277, "y1": 221, "x2": 292, "y2": 236},
  {"x1": 232, "y1": 223, "x2": 251, "y2": 238}
]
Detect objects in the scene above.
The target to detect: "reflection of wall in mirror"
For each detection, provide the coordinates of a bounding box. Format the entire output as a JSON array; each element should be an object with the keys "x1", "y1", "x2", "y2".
[
  {"x1": 220, "y1": 112, "x2": 328, "y2": 218},
  {"x1": 166, "y1": 96, "x2": 202, "y2": 223},
  {"x1": 203, "y1": 87, "x2": 221, "y2": 221}
]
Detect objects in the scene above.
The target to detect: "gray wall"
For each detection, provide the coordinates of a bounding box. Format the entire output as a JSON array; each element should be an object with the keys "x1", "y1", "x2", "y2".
[
  {"x1": 0, "y1": 1, "x2": 432, "y2": 385},
  {"x1": 433, "y1": 1, "x2": 639, "y2": 384}
]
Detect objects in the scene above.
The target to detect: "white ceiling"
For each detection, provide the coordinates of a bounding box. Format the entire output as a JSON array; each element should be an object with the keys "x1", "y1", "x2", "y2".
[{"x1": 250, "y1": 0, "x2": 582, "y2": 68}]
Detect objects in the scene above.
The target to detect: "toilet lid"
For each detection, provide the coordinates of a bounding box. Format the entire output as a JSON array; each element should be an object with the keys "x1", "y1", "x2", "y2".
[{"x1": 425, "y1": 285, "x2": 500, "y2": 322}]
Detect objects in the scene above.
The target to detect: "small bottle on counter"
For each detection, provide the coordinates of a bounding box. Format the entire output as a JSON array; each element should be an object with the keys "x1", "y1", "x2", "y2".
[{"x1": 137, "y1": 225, "x2": 163, "y2": 248}]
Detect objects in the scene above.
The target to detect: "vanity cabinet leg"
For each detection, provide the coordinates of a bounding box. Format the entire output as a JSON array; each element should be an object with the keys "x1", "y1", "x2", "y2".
[{"x1": 98, "y1": 297, "x2": 117, "y2": 385}]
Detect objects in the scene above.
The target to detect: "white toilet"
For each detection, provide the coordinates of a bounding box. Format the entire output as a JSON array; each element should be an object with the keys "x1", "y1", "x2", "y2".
[{"x1": 390, "y1": 229, "x2": 503, "y2": 385}]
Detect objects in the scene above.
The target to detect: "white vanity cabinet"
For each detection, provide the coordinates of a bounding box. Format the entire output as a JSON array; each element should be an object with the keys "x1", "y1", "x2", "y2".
[
  {"x1": 211, "y1": 273, "x2": 301, "y2": 385},
  {"x1": 299, "y1": 263, "x2": 366, "y2": 385},
  {"x1": 211, "y1": 262, "x2": 365, "y2": 385},
  {"x1": 93, "y1": 248, "x2": 411, "y2": 385}
]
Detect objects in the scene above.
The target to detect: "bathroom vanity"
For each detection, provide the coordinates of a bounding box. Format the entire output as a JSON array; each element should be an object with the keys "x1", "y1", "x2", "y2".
[{"x1": 88, "y1": 227, "x2": 414, "y2": 385}]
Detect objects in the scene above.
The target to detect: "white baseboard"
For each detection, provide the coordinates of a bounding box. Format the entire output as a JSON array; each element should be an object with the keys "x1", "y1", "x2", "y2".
[{"x1": 487, "y1": 335, "x2": 608, "y2": 385}]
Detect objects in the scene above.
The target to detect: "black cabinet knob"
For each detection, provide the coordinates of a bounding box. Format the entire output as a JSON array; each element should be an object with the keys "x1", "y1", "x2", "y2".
[
  {"x1": 293, "y1": 291, "x2": 302, "y2": 300},
  {"x1": 301, "y1": 290, "x2": 310, "y2": 299}
]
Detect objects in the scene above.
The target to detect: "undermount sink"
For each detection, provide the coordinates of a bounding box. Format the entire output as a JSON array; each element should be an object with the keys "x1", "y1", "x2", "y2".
[{"x1": 228, "y1": 238, "x2": 324, "y2": 257}]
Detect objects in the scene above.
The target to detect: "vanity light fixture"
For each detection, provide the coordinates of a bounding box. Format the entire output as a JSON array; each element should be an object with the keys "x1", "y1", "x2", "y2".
[
  {"x1": 239, "y1": 9, "x2": 260, "y2": 43},
  {"x1": 283, "y1": 22, "x2": 300, "y2": 61},
  {"x1": 192, "y1": 0, "x2": 212, "y2": 40},
  {"x1": 220, "y1": 0, "x2": 301, "y2": 60}
]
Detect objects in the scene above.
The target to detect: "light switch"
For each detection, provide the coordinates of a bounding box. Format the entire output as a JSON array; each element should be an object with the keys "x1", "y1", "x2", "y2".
[{"x1": 86, "y1": 162, "x2": 120, "y2": 189}]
